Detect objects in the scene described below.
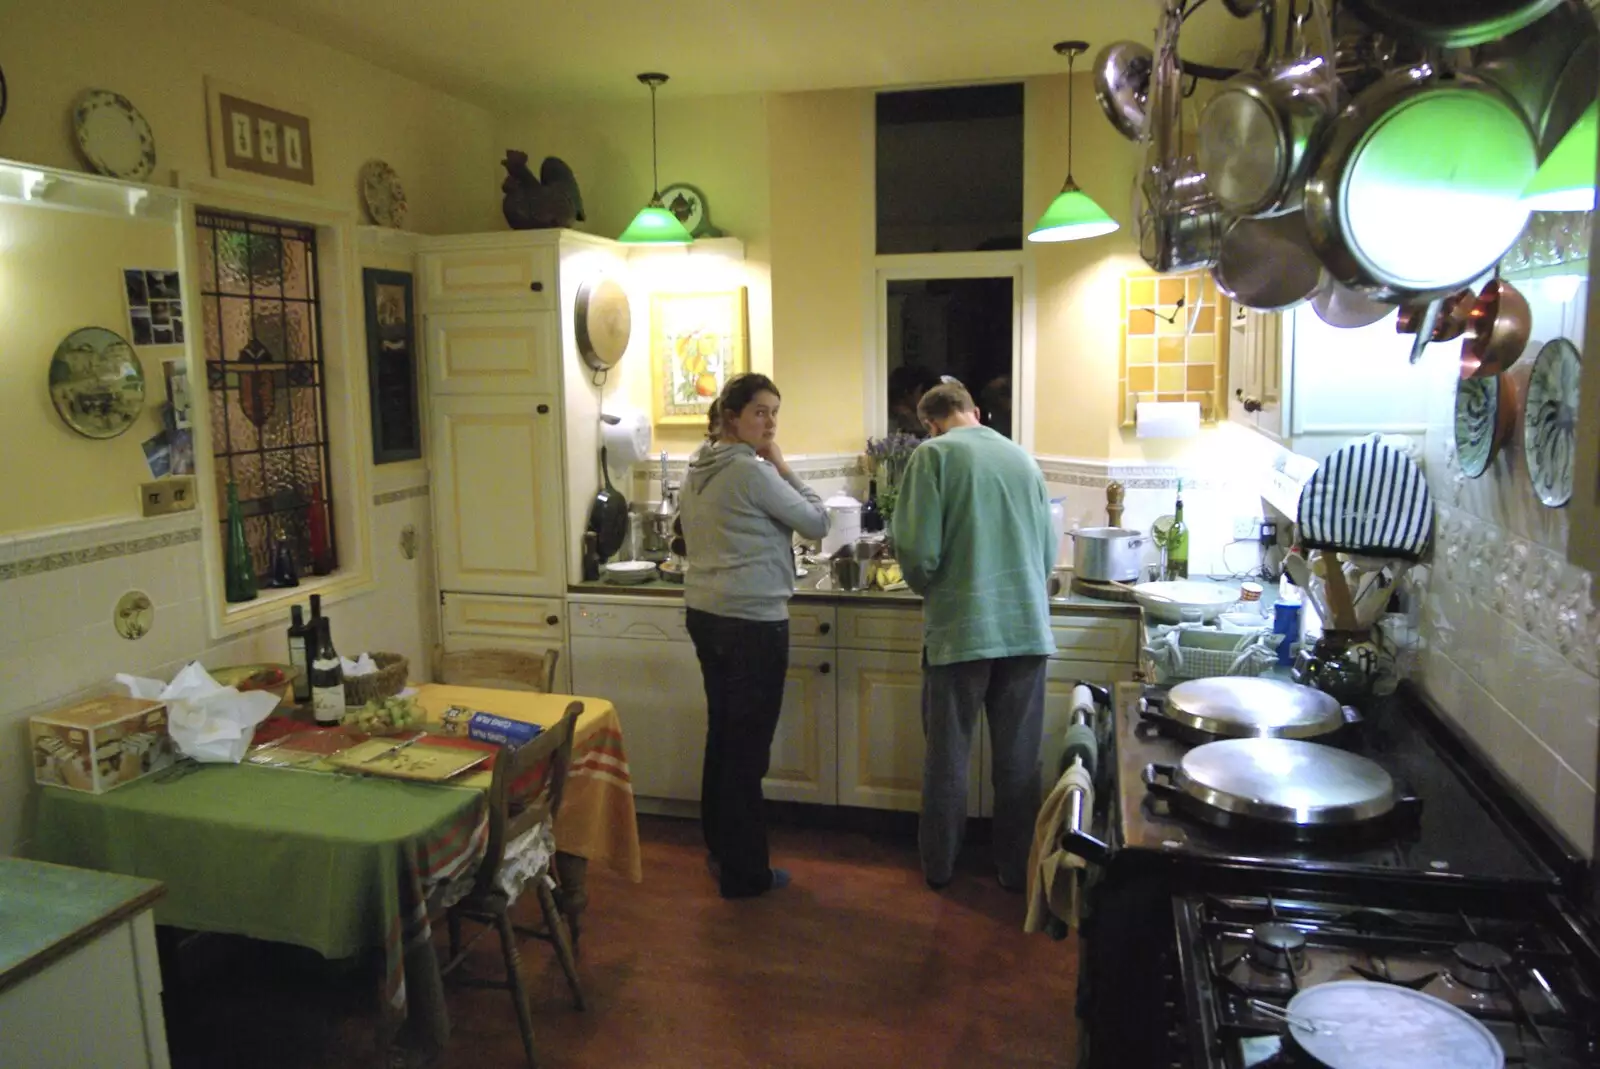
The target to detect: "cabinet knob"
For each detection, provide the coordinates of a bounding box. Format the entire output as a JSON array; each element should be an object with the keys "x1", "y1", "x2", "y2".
[
  {"x1": 536, "y1": 403, "x2": 550, "y2": 415},
  {"x1": 1234, "y1": 389, "x2": 1262, "y2": 413},
  {"x1": 546, "y1": 615, "x2": 559, "y2": 626},
  {"x1": 529, "y1": 281, "x2": 544, "y2": 292},
  {"x1": 819, "y1": 662, "x2": 831, "y2": 675},
  {"x1": 818, "y1": 622, "x2": 831, "y2": 635}
]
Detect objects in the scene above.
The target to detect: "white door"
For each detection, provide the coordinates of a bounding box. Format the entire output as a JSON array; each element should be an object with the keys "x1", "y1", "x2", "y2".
[
  {"x1": 836, "y1": 649, "x2": 981, "y2": 814},
  {"x1": 765, "y1": 645, "x2": 838, "y2": 805},
  {"x1": 430, "y1": 393, "x2": 564, "y2": 597}
]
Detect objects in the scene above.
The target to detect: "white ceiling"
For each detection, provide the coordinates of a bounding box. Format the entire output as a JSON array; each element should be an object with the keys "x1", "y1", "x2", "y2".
[{"x1": 216, "y1": 0, "x2": 1263, "y2": 107}]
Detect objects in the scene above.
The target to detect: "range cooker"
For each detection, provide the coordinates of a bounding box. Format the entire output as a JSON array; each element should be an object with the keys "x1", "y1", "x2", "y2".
[{"x1": 1068, "y1": 682, "x2": 1599, "y2": 1069}]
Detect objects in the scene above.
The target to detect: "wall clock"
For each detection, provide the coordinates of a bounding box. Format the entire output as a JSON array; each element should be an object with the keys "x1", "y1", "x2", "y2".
[{"x1": 659, "y1": 183, "x2": 722, "y2": 238}]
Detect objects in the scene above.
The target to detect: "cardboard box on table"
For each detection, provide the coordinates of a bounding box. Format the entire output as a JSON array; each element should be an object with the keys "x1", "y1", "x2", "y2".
[{"x1": 31, "y1": 696, "x2": 175, "y2": 793}]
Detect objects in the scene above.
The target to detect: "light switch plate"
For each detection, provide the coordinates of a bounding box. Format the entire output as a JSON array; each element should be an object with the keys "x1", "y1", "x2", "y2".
[{"x1": 141, "y1": 476, "x2": 197, "y2": 517}]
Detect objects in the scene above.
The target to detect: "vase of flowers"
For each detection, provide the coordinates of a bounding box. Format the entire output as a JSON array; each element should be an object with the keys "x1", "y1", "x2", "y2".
[{"x1": 865, "y1": 432, "x2": 921, "y2": 530}]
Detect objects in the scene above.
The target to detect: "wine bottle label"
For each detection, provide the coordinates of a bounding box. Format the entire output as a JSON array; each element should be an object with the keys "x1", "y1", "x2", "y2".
[
  {"x1": 312, "y1": 684, "x2": 343, "y2": 723},
  {"x1": 288, "y1": 637, "x2": 311, "y2": 700}
]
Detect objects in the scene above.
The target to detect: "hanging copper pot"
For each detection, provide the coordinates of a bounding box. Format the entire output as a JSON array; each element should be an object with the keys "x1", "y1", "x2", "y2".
[
  {"x1": 1458, "y1": 277, "x2": 1532, "y2": 378},
  {"x1": 1396, "y1": 287, "x2": 1475, "y2": 340}
]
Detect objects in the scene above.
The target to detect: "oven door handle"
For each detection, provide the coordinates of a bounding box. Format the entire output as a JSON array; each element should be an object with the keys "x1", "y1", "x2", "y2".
[{"x1": 1060, "y1": 755, "x2": 1111, "y2": 866}]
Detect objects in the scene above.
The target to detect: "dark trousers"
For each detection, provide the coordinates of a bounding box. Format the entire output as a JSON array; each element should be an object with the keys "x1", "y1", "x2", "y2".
[
  {"x1": 919, "y1": 654, "x2": 1048, "y2": 886},
  {"x1": 685, "y1": 608, "x2": 789, "y2": 897}
]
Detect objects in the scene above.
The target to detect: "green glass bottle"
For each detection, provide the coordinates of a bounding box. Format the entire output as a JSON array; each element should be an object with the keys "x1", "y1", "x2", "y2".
[
  {"x1": 1167, "y1": 478, "x2": 1190, "y2": 580},
  {"x1": 224, "y1": 481, "x2": 258, "y2": 603}
]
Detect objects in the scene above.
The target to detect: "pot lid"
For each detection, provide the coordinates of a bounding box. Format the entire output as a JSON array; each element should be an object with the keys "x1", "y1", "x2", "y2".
[
  {"x1": 1175, "y1": 738, "x2": 1395, "y2": 826},
  {"x1": 1165, "y1": 677, "x2": 1344, "y2": 739},
  {"x1": 824, "y1": 492, "x2": 861, "y2": 509},
  {"x1": 1285, "y1": 981, "x2": 1503, "y2": 1069}
]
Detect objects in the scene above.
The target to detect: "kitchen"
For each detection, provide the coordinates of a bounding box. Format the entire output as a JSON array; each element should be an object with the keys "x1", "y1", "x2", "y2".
[{"x1": 0, "y1": 0, "x2": 1598, "y2": 1067}]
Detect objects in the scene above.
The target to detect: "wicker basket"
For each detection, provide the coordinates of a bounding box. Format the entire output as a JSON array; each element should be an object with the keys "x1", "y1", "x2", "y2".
[
  {"x1": 1145, "y1": 626, "x2": 1277, "y2": 684},
  {"x1": 343, "y1": 652, "x2": 409, "y2": 706}
]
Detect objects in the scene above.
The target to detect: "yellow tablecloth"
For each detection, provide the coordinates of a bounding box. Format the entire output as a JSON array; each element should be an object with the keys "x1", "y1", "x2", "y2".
[{"x1": 411, "y1": 685, "x2": 642, "y2": 883}]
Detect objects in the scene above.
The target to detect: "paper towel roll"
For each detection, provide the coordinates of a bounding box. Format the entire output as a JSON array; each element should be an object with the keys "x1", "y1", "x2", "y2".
[
  {"x1": 601, "y1": 408, "x2": 652, "y2": 470},
  {"x1": 1135, "y1": 401, "x2": 1201, "y2": 439}
]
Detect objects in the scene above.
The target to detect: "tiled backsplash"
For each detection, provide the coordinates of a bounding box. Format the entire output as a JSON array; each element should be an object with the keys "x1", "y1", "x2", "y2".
[
  {"x1": 0, "y1": 487, "x2": 437, "y2": 855},
  {"x1": 1416, "y1": 275, "x2": 1598, "y2": 857}
]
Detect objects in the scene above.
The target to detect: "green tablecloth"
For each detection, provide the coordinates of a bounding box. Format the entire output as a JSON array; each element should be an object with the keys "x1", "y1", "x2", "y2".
[{"x1": 33, "y1": 763, "x2": 487, "y2": 1050}]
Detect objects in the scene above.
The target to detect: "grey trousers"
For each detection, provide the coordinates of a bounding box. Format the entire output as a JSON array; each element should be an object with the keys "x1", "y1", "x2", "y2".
[{"x1": 919, "y1": 654, "x2": 1048, "y2": 886}]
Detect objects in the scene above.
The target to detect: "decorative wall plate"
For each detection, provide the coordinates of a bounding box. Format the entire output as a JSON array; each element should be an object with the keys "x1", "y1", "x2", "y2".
[
  {"x1": 1523, "y1": 337, "x2": 1581, "y2": 507},
  {"x1": 659, "y1": 182, "x2": 717, "y2": 237},
  {"x1": 1454, "y1": 373, "x2": 1518, "y2": 479},
  {"x1": 114, "y1": 590, "x2": 154, "y2": 640},
  {"x1": 48, "y1": 327, "x2": 146, "y2": 440},
  {"x1": 72, "y1": 89, "x2": 156, "y2": 181},
  {"x1": 359, "y1": 159, "x2": 408, "y2": 228}
]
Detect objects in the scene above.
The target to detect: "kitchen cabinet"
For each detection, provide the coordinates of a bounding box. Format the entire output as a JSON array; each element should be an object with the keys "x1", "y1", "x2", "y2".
[
  {"x1": 425, "y1": 311, "x2": 560, "y2": 396},
  {"x1": 768, "y1": 645, "x2": 838, "y2": 805},
  {"x1": 418, "y1": 239, "x2": 557, "y2": 313},
  {"x1": 1230, "y1": 306, "x2": 1432, "y2": 456},
  {"x1": 439, "y1": 592, "x2": 569, "y2": 693},
  {"x1": 428, "y1": 393, "x2": 565, "y2": 598}
]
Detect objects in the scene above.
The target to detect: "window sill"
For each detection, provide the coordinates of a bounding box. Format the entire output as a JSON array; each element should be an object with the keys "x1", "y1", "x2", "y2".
[{"x1": 212, "y1": 568, "x2": 377, "y2": 638}]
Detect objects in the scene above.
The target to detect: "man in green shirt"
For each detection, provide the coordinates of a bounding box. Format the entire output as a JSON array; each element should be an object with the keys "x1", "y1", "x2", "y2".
[{"x1": 891, "y1": 381, "x2": 1057, "y2": 892}]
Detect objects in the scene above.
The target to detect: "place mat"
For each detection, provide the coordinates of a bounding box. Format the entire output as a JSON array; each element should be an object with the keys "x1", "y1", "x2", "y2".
[{"x1": 328, "y1": 736, "x2": 491, "y2": 782}]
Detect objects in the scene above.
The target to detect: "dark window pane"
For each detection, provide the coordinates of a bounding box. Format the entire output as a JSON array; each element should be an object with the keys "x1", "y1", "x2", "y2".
[
  {"x1": 886, "y1": 277, "x2": 1015, "y2": 439},
  {"x1": 197, "y1": 209, "x2": 337, "y2": 583},
  {"x1": 876, "y1": 84, "x2": 1024, "y2": 254}
]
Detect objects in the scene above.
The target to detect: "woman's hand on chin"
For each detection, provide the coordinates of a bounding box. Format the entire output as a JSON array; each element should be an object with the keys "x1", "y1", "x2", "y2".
[{"x1": 756, "y1": 439, "x2": 789, "y2": 474}]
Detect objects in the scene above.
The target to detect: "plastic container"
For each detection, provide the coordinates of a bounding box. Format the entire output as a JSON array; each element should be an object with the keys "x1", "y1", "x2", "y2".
[{"x1": 820, "y1": 493, "x2": 862, "y2": 557}]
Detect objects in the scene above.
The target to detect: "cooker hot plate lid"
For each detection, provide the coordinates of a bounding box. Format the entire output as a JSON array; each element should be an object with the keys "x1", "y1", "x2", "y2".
[
  {"x1": 1177, "y1": 738, "x2": 1396, "y2": 825},
  {"x1": 1165, "y1": 677, "x2": 1344, "y2": 739}
]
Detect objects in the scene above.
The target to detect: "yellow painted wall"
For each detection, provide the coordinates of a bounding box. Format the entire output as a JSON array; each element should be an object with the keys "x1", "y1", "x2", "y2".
[
  {"x1": 0, "y1": 205, "x2": 181, "y2": 534},
  {"x1": 0, "y1": 0, "x2": 500, "y2": 235}
]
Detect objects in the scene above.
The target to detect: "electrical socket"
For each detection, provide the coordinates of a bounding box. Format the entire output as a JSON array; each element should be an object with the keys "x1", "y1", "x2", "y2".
[{"x1": 1232, "y1": 516, "x2": 1262, "y2": 540}]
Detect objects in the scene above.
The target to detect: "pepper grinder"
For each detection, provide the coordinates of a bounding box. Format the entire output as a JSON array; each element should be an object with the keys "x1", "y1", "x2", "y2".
[{"x1": 1106, "y1": 481, "x2": 1125, "y2": 527}]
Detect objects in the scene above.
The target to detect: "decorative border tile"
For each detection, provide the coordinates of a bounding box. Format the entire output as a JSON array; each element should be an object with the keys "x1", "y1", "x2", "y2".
[
  {"x1": 1, "y1": 524, "x2": 201, "y2": 582},
  {"x1": 373, "y1": 485, "x2": 430, "y2": 506}
]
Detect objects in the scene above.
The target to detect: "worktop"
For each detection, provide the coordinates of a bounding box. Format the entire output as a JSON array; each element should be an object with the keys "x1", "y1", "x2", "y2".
[
  {"x1": 570, "y1": 567, "x2": 1145, "y2": 616},
  {"x1": 0, "y1": 858, "x2": 163, "y2": 996}
]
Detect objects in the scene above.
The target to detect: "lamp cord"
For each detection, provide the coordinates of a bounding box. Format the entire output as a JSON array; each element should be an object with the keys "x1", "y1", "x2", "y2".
[
  {"x1": 650, "y1": 80, "x2": 661, "y2": 199},
  {"x1": 1065, "y1": 49, "x2": 1076, "y2": 183}
]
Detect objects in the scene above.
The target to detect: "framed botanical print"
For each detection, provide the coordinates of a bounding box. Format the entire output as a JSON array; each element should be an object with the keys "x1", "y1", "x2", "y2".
[
  {"x1": 650, "y1": 288, "x2": 750, "y2": 426},
  {"x1": 205, "y1": 77, "x2": 316, "y2": 187},
  {"x1": 362, "y1": 269, "x2": 422, "y2": 463}
]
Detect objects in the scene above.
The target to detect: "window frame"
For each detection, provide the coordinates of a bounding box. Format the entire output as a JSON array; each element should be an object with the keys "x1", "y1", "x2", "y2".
[
  {"x1": 866, "y1": 251, "x2": 1035, "y2": 451},
  {"x1": 176, "y1": 175, "x2": 376, "y2": 639}
]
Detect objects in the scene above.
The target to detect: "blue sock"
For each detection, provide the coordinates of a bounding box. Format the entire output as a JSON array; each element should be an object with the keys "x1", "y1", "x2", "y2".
[{"x1": 769, "y1": 867, "x2": 791, "y2": 890}]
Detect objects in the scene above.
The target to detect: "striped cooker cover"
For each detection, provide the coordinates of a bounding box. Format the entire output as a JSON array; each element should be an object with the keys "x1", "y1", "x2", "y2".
[{"x1": 1297, "y1": 435, "x2": 1433, "y2": 560}]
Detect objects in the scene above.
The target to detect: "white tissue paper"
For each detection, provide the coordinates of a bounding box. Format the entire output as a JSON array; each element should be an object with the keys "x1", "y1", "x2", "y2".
[
  {"x1": 340, "y1": 653, "x2": 378, "y2": 677},
  {"x1": 116, "y1": 661, "x2": 279, "y2": 764}
]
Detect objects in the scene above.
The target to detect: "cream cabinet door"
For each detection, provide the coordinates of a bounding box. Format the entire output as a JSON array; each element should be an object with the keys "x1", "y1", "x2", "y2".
[
  {"x1": 765, "y1": 645, "x2": 838, "y2": 805},
  {"x1": 426, "y1": 311, "x2": 558, "y2": 395},
  {"x1": 836, "y1": 649, "x2": 981, "y2": 814},
  {"x1": 430, "y1": 394, "x2": 564, "y2": 597},
  {"x1": 419, "y1": 243, "x2": 557, "y2": 312}
]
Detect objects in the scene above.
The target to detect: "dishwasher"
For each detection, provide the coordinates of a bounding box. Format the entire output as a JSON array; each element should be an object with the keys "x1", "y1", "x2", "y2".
[{"x1": 568, "y1": 595, "x2": 707, "y2": 802}]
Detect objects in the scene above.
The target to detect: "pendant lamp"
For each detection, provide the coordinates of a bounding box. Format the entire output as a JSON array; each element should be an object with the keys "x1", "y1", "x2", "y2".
[
  {"x1": 1522, "y1": 100, "x2": 1598, "y2": 213},
  {"x1": 1029, "y1": 41, "x2": 1120, "y2": 243},
  {"x1": 619, "y1": 72, "x2": 694, "y2": 245}
]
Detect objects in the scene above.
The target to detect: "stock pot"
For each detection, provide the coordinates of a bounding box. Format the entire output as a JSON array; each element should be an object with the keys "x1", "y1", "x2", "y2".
[{"x1": 1071, "y1": 527, "x2": 1147, "y2": 583}]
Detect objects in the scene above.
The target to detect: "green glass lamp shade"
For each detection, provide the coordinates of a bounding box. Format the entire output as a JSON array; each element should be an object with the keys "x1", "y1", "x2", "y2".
[
  {"x1": 1027, "y1": 180, "x2": 1120, "y2": 243},
  {"x1": 618, "y1": 202, "x2": 694, "y2": 244},
  {"x1": 1523, "y1": 101, "x2": 1598, "y2": 212}
]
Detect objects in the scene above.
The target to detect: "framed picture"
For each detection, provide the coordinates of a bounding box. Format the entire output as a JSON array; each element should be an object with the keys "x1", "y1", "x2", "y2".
[
  {"x1": 205, "y1": 77, "x2": 316, "y2": 186},
  {"x1": 1118, "y1": 270, "x2": 1228, "y2": 427},
  {"x1": 123, "y1": 267, "x2": 185, "y2": 347},
  {"x1": 650, "y1": 289, "x2": 750, "y2": 426},
  {"x1": 362, "y1": 269, "x2": 422, "y2": 463}
]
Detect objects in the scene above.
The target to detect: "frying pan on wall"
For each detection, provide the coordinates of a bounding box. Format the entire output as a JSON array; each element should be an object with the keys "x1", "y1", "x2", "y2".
[
  {"x1": 587, "y1": 445, "x2": 629, "y2": 561},
  {"x1": 574, "y1": 277, "x2": 631, "y2": 376}
]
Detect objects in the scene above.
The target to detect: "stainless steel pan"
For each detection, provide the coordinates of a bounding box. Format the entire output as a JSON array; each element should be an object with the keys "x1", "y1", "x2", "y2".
[
  {"x1": 1471, "y1": 0, "x2": 1599, "y2": 157},
  {"x1": 1303, "y1": 64, "x2": 1538, "y2": 303},
  {"x1": 1342, "y1": 0, "x2": 1564, "y2": 48},
  {"x1": 1093, "y1": 41, "x2": 1153, "y2": 143},
  {"x1": 1213, "y1": 211, "x2": 1325, "y2": 311}
]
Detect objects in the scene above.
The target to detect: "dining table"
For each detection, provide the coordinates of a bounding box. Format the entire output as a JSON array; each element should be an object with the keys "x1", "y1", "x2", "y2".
[{"x1": 29, "y1": 683, "x2": 641, "y2": 1056}]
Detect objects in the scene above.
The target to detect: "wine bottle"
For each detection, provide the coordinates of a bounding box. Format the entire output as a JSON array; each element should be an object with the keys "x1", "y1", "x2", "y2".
[
  {"x1": 224, "y1": 481, "x2": 258, "y2": 603},
  {"x1": 307, "y1": 483, "x2": 332, "y2": 576},
  {"x1": 287, "y1": 605, "x2": 312, "y2": 703},
  {"x1": 310, "y1": 616, "x2": 344, "y2": 725},
  {"x1": 861, "y1": 479, "x2": 884, "y2": 533},
  {"x1": 1167, "y1": 478, "x2": 1190, "y2": 581}
]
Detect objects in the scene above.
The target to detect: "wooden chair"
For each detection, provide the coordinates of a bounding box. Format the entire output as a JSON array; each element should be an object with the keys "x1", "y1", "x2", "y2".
[
  {"x1": 431, "y1": 701, "x2": 586, "y2": 1068},
  {"x1": 435, "y1": 646, "x2": 560, "y2": 694}
]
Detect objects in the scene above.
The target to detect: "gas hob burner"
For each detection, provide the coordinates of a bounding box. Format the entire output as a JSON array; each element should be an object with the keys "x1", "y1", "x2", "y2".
[
  {"x1": 1249, "y1": 923, "x2": 1309, "y2": 975},
  {"x1": 1451, "y1": 941, "x2": 1514, "y2": 990}
]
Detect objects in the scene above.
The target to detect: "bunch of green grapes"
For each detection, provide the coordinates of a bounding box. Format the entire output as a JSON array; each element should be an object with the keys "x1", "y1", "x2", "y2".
[{"x1": 341, "y1": 695, "x2": 423, "y2": 733}]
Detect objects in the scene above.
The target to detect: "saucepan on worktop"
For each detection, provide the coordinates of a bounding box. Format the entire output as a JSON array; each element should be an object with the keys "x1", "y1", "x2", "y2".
[{"x1": 1070, "y1": 527, "x2": 1148, "y2": 583}]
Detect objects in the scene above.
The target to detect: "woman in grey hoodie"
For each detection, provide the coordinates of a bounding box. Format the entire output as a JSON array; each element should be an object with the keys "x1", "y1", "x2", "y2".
[{"x1": 679, "y1": 373, "x2": 829, "y2": 898}]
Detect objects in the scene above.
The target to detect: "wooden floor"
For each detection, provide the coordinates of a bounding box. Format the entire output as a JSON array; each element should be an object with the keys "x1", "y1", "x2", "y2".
[{"x1": 163, "y1": 814, "x2": 1081, "y2": 1069}]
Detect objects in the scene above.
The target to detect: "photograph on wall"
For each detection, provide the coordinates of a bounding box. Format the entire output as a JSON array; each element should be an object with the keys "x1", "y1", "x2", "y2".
[
  {"x1": 362, "y1": 268, "x2": 421, "y2": 463},
  {"x1": 124, "y1": 268, "x2": 185, "y2": 348},
  {"x1": 650, "y1": 288, "x2": 750, "y2": 426},
  {"x1": 163, "y1": 359, "x2": 194, "y2": 475}
]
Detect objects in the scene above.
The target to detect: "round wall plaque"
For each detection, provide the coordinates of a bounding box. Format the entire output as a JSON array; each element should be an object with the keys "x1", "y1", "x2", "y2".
[{"x1": 574, "y1": 277, "x2": 632, "y2": 373}]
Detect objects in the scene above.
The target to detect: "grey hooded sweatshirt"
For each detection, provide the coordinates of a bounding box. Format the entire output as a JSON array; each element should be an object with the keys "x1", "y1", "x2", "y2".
[{"x1": 679, "y1": 442, "x2": 830, "y2": 622}]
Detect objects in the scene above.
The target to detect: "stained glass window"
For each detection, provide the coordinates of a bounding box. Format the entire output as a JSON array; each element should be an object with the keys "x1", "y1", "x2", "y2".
[{"x1": 196, "y1": 210, "x2": 336, "y2": 584}]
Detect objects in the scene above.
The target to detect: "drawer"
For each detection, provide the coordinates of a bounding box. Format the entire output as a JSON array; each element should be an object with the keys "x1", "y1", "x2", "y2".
[
  {"x1": 788, "y1": 603, "x2": 837, "y2": 648},
  {"x1": 1049, "y1": 614, "x2": 1140, "y2": 664},
  {"x1": 568, "y1": 599, "x2": 690, "y2": 643},
  {"x1": 442, "y1": 592, "x2": 565, "y2": 640},
  {"x1": 837, "y1": 605, "x2": 923, "y2": 653},
  {"x1": 420, "y1": 245, "x2": 557, "y2": 311}
]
